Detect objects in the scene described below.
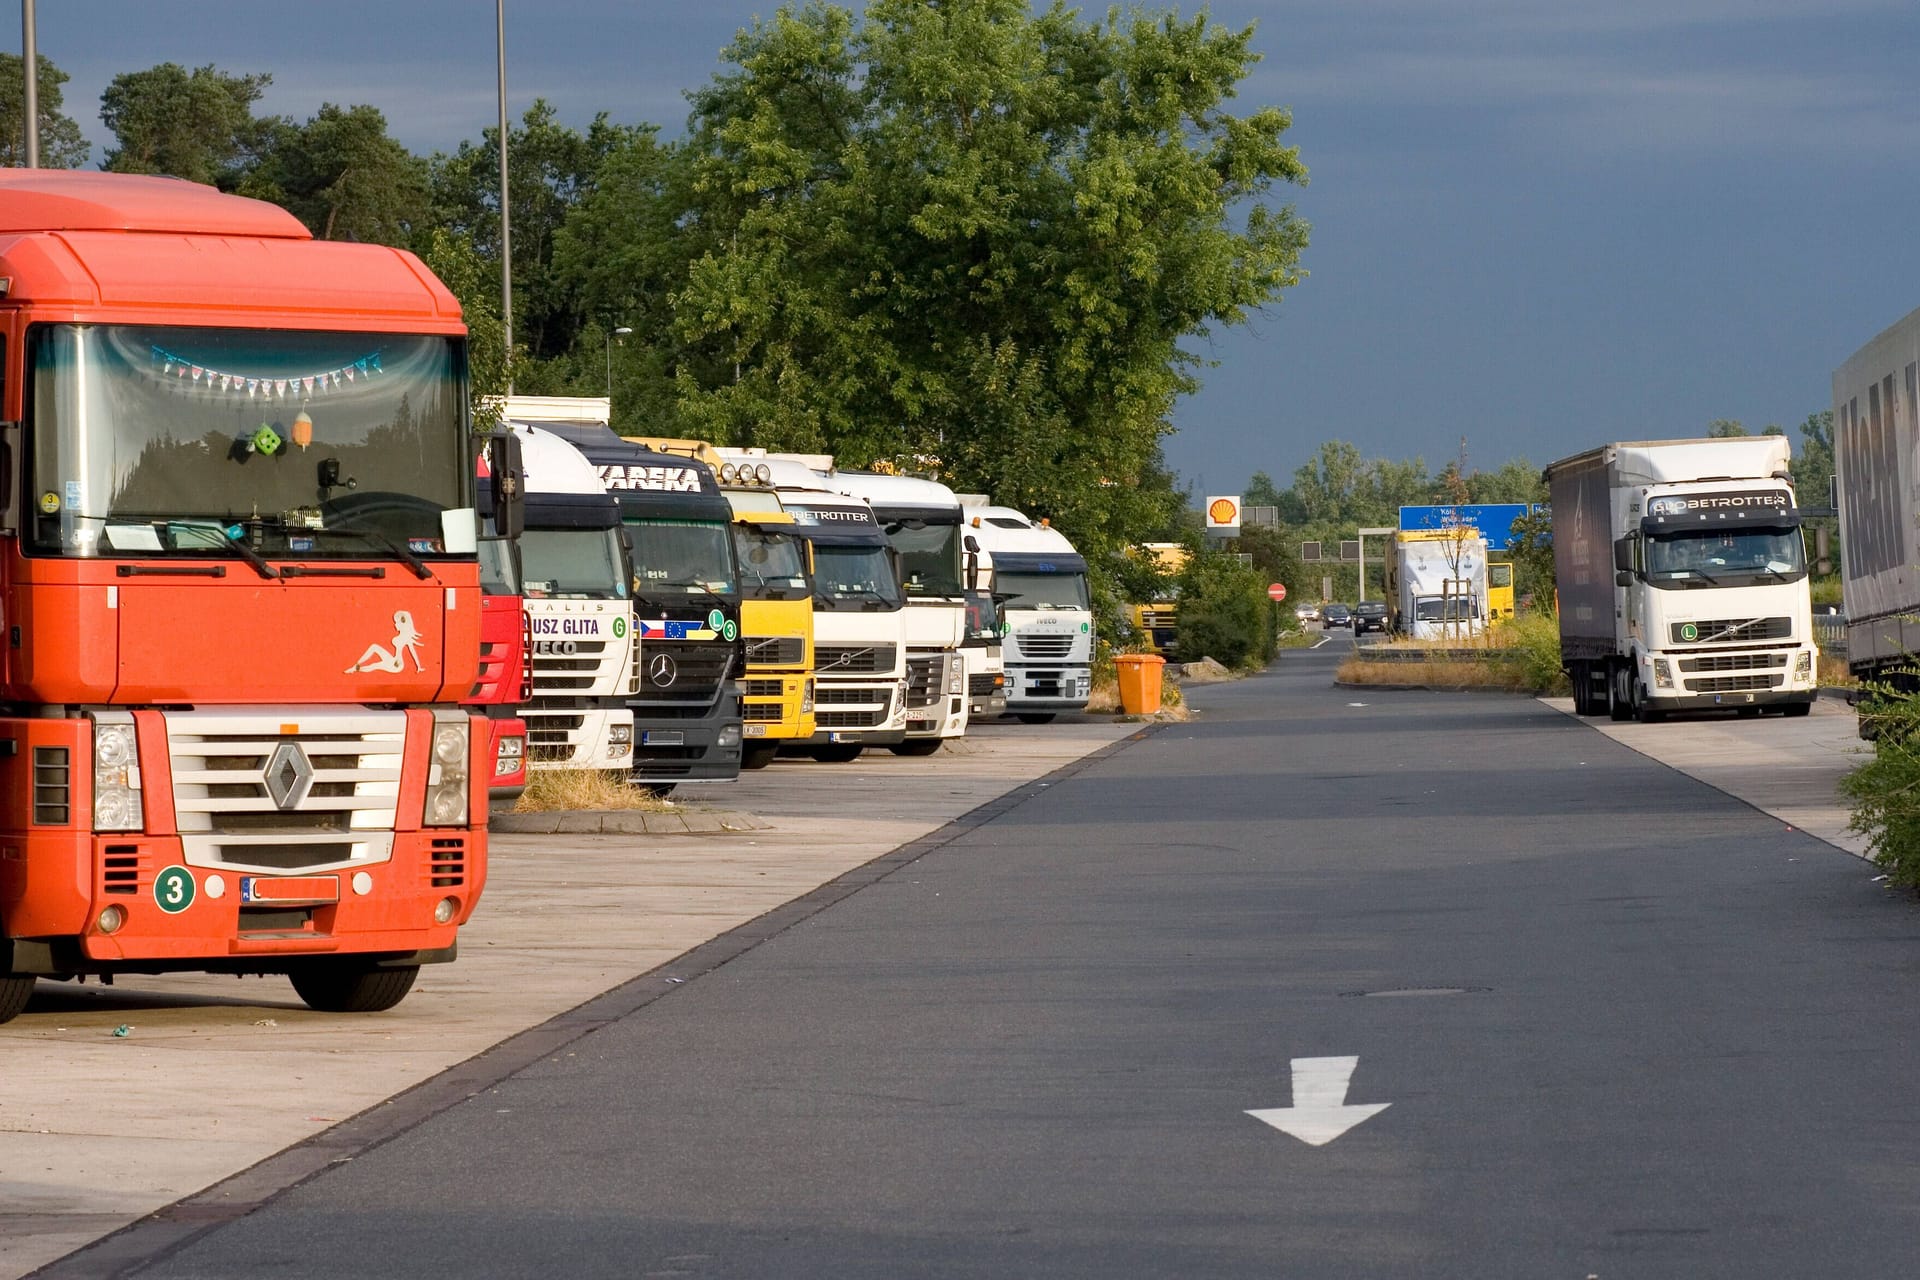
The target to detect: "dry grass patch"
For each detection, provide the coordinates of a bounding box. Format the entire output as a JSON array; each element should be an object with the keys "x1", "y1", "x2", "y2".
[
  {"x1": 1336, "y1": 655, "x2": 1543, "y2": 692},
  {"x1": 1819, "y1": 653, "x2": 1855, "y2": 687},
  {"x1": 515, "y1": 768, "x2": 674, "y2": 813}
]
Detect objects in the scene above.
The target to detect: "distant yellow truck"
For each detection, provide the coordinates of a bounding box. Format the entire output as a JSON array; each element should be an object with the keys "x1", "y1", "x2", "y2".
[{"x1": 1129, "y1": 542, "x2": 1189, "y2": 656}]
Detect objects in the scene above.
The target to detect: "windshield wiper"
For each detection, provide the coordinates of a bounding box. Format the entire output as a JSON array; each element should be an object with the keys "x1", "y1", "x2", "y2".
[
  {"x1": 207, "y1": 527, "x2": 278, "y2": 579},
  {"x1": 647, "y1": 580, "x2": 733, "y2": 607},
  {"x1": 303, "y1": 526, "x2": 433, "y2": 579},
  {"x1": 825, "y1": 585, "x2": 897, "y2": 609}
]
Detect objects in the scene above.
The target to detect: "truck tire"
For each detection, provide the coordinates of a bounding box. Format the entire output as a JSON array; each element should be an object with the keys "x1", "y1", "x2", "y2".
[
  {"x1": 1570, "y1": 666, "x2": 1591, "y2": 715},
  {"x1": 289, "y1": 962, "x2": 419, "y2": 1014},
  {"x1": 0, "y1": 974, "x2": 34, "y2": 1024},
  {"x1": 1633, "y1": 686, "x2": 1665, "y2": 724},
  {"x1": 889, "y1": 739, "x2": 944, "y2": 757},
  {"x1": 1015, "y1": 713, "x2": 1057, "y2": 725},
  {"x1": 810, "y1": 745, "x2": 864, "y2": 764},
  {"x1": 1782, "y1": 702, "x2": 1812, "y2": 718},
  {"x1": 741, "y1": 743, "x2": 779, "y2": 771},
  {"x1": 1609, "y1": 665, "x2": 1633, "y2": 722}
]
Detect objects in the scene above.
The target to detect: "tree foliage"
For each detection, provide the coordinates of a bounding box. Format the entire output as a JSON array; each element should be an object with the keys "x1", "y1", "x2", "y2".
[
  {"x1": 248, "y1": 104, "x2": 429, "y2": 244},
  {"x1": 0, "y1": 54, "x2": 90, "y2": 169},
  {"x1": 100, "y1": 62, "x2": 276, "y2": 188},
  {"x1": 1174, "y1": 546, "x2": 1273, "y2": 667}
]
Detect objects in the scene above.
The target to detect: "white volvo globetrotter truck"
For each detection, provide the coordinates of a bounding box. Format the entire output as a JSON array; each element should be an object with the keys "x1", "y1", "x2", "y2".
[
  {"x1": 1545, "y1": 436, "x2": 1817, "y2": 722},
  {"x1": 960, "y1": 499, "x2": 1093, "y2": 721}
]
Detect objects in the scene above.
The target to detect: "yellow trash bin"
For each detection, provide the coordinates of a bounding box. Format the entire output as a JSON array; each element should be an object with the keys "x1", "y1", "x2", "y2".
[{"x1": 1114, "y1": 653, "x2": 1167, "y2": 715}]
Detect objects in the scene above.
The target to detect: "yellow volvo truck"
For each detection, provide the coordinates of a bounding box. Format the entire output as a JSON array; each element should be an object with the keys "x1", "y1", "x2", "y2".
[{"x1": 626, "y1": 439, "x2": 815, "y2": 769}]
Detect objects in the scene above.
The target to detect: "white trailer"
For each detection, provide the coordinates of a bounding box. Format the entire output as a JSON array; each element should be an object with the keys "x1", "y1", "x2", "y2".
[
  {"x1": 1385, "y1": 529, "x2": 1489, "y2": 641},
  {"x1": 1834, "y1": 306, "x2": 1920, "y2": 688}
]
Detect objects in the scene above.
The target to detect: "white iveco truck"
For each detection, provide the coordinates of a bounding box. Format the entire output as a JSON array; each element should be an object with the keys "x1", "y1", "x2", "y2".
[
  {"x1": 960, "y1": 499, "x2": 1093, "y2": 721},
  {"x1": 508, "y1": 422, "x2": 637, "y2": 770},
  {"x1": 1546, "y1": 436, "x2": 1817, "y2": 722}
]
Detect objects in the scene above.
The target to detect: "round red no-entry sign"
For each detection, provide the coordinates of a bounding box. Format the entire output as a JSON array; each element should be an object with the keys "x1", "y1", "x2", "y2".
[{"x1": 1267, "y1": 583, "x2": 1287, "y2": 601}]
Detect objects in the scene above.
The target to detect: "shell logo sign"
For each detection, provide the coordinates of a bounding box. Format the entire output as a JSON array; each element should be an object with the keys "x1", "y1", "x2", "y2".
[{"x1": 1206, "y1": 495, "x2": 1241, "y2": 533}]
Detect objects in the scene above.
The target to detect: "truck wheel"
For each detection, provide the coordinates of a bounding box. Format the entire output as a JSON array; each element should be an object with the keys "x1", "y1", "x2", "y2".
[
  {"x1": 1570, "y1": 666, "x2": 1591, "y2": 715},
  {"x1": 889, "y1": 739, "x2": 944, "y2": 757},
  {"x1": 741, "y1": 743, "x2": 779, "y2": 771},
  {"x1": 810, "y1": 745, "x2": 864, "y2": 763},
  {"x1": 288, "y1": 963, "x2": 419, "y2": 1014},
  {"x1": 1782, "y1": 702, "x2": 1812, "y2": 718},
  {"x1": 1015, "y1": 713, "x2": 1057, "y2": 725},
  {"x1": 1609, "y1": 666, "x2": 1633, "y2": 722},
  {"x1": 1633, "y1": 686, "x2": 1665, "y2": 724},
  {"x1": 0, "y1": 974, "x2": 34, "y2": 1024}
]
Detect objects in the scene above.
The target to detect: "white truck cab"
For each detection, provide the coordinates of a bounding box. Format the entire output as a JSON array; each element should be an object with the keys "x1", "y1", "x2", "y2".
[{"x1": 959, "y1": 500, "x2": 1093, "y2": 720}]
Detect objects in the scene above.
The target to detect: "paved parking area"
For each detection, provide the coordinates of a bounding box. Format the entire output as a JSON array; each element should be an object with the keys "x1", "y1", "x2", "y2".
[{"x1": 0, "y1": 719, "x2": 1134, "y2": 1280}]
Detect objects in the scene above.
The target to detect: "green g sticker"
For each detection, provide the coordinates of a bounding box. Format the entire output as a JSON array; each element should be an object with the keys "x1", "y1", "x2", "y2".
[
  {"x1": 1679, "y1": 622, "x2": 1699, "y2": 642},
  {"x1": 707, "y1": 609, "x2": 726, "y2": 631},
  {"x1": 612, "y1": 617, "x2": 627, "y2": 639},
  {"x1": 154, "y1": 866, "x2": 196, "y2": 914}
]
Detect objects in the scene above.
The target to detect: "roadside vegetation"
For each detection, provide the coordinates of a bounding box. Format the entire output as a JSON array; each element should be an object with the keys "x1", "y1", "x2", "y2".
[
  {"x1": 1334, "y1": 611, "x2": 1569, "y2": 695},
  {"x1": 1844, "y1": 686, "x2": 1920, "y2": 891},
  {"x1": 515, "y1": 769, "x2": 674, "y2": 814}
]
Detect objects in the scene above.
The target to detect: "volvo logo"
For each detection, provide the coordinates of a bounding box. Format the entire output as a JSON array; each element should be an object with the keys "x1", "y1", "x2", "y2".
[
  {"x1": 263, "y1": 741, "x2": 315, "y2": 811},
  {"x1": 648, "y1": 653, "x2": 679, "y2": 687}
]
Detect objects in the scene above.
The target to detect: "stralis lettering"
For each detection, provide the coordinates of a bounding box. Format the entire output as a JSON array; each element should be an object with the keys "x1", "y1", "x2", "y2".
[
  {"x1": 529, "y1": 616, "x2": 603, "y2": 636},
  {"x1": 1647, "y1": 490, "x2": 1791, "y2": 517},
  {"x1": 597, "y1": 464, "x2": 700, "y2": 493}
]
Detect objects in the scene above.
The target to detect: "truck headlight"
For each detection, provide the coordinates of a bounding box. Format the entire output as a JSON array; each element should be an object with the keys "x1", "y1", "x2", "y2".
[
  {"x1": 801, "y1": 678, "x2": 815, "y2": 714},
  {"x1": 91, "y1": 716, "x2": 143, "y2": 833},
  {"x1": 719, "y1": 723, "x2": 742, "y2": 747},
  {"x1": 495, "y1": 733, "x2": 526, "y2": 777},
  {"x1": 424, "y1": 714, "x2": 469, "y2": 827},
  {"x1": 947, "y1": 659, "x2": 964, "y2": 695},
  {"x1": 1795, "y1": 649, "x2": 1814, "y2": 681},
  {"x1": 609, "y1": 724, "x2": 633, "y2": 745},
  {"x1": 1653, "y1": 658, "x2": 1674, "y2": 689}
]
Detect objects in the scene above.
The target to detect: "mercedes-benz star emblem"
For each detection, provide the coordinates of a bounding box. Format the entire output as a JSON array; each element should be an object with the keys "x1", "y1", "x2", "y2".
[
  {"x1": 648, "y1": 653, "x2": 678, "y2": 687},
  {"x1": 264, "y1": 741, "x2": 316, "y2": 811}
]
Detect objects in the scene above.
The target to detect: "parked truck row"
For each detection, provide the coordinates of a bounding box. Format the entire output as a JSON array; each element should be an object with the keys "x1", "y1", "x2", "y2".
[{"x1": 0, "y1": 173, "x2": 1099, "y2": 1026}]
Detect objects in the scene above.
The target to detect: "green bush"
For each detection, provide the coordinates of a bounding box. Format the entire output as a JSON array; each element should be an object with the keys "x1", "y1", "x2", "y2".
[
  {"x1": 1491, "y1": 610, "x2": 1570, "y2": 695},
  {"x1": 1844, "y1": 685, "x2": 1920, "y2": 891},
  {"x1": 1175, "y1": 549, "x2": 1274, "y2": 669}
]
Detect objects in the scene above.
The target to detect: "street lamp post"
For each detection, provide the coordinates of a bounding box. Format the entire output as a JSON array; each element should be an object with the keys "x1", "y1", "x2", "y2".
[{"x1": 606, "y1": 325, "x2": 632, "y2": 399}]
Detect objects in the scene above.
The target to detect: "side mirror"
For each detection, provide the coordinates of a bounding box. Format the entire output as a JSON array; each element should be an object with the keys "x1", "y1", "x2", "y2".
[
  {"x1": 963, "y1": 534, "x2": 979, "y2": 554},
  {"x1": 1616, "y1": 570, "x2": 1633, "y2": 587},
  {"x1": 1613, "y1": 537, "x2": 1633, "y2": 573},
  {"x1": 0, "y1": 421, "x2": 16, "y2": 536},
  {"x1": 489, "y1": 432, "x2": 526, "y2": 541},
  {"x1": 888, "y1": 548, "x2": 905, "y2": 587}
]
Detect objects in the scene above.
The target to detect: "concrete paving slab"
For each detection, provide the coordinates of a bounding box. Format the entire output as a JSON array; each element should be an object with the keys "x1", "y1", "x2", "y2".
[
  {"x1": 0, "y1": 719, "x2": 1136, "y2": 1280},
  {"x1": 1544, "y1": 696, "x2": 1872, "y2": 859}
]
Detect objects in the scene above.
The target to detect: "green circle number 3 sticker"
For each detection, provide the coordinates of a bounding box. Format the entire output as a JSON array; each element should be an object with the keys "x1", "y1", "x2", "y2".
[{"x1": 154, "y1": 866, "x2": 196, "y2": 914}]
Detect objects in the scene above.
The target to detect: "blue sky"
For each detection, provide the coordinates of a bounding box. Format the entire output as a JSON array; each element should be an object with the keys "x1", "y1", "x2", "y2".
[{"x1": 30, "y1": 1, "x2": 1920, "y2": 497}]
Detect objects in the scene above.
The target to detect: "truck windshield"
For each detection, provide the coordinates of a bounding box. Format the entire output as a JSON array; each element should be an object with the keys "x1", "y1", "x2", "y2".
[
  {"x1": 28, "y1": 325, "x2": 468, "y2": 559},
  {"x1": 626, "y1": 518, "x2": 737, "y2": 601},
  {"x1": 519, "y1": 528, "x2": 629, "y2": 599},
  {"x1": 1647, "y1": 528, "x2": 1806, "y2": 585},
  {"x1": 1415, "y1": 596, "x2": 1479, "y2": 621},
  {"x1": 995, "y1": 571, "x2": 1091, "y2": 611},
  {"x1": 887, "y1": 521, "x2": 962, "y2": 597},
  {"x1": 732, "y1": 526, "x2": 810, "y2": 601},
  {"x1": 811, "y1": 544, "x2": 904, "y2": 611}
]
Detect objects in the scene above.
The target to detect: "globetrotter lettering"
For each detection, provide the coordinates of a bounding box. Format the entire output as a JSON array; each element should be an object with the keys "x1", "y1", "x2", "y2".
[
  {"x1": 1647, "y1": 491, "x2": 1791, "y2": 516},
  {"x1": 529, "y1": 617, "x2": 604, "y2": 636},
  {"x1": 595, "y1": 464, "x2": 701, "y2": 493},
  {"x1": 788, "y1": 506, "x2": 873, "y2": 525}
]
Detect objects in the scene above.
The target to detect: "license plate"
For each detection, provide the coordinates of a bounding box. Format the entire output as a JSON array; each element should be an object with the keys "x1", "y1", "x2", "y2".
[
  {"x1": 829, "y1": 732, "x2": 854, "y2": 742},
  {"x1": 642, "y1": 731, "x2": 685, "y2": 746},
  {"x1": 744, "y1": 724, "x2": 768, "y2": 737},
  {"x1": 240, "y1": 875, "x2": 340, "y2": 905}
]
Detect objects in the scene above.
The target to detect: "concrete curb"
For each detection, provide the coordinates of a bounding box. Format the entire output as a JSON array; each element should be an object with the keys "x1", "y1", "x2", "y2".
[{"x1": 489, "y1": 808, "x2": 775, "y2": 835}]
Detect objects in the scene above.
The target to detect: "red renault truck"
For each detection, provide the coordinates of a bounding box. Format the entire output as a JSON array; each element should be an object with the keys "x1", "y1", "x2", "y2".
[{"x1": 0, "y1": 172, "x2": 508, "y2": 1022}]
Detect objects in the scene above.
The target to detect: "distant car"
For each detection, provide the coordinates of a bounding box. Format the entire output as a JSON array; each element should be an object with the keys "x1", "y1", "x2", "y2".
[
  {"x1": 1352, "y1": 601, "x2": 1388, "y2": 634},
  {"x1": 1320, "y1": 603, "x2": 1352, "y2": 629},
  {"x1": 1295, "y1": 603, "x2": 1320, "y2": 624}
]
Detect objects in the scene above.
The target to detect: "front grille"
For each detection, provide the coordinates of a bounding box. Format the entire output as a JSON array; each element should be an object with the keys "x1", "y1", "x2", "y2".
[
  {"x1": 1687, "y1": 673, "x2": 1781, "y2": 693},
  {"x1": 1670, "y1": 617, "x2": 1792, "y2": 645},
  {"x1": 102, "y1": 845, "x2": 143, "y2": 896},
  {"x1": 816, "y1": 644, "x2": 896, "y2": 675},
  {"x1": 524, "y1": 711, "x2": 584, "y2": 748},
  {"x1": 905, "y1": 656, "x2": 943, "y2": 708},
  {"x1": 429, "y1": 836, "x2": 465, "y2": 889},
  {"x1": 746, "y1": 636, "x2": 805, "y2": 667},
  {"x1": 634, "y1": 641, "x2": 735, "y2": 703},
  {"x1": 1017, "y1": 634, "x2": 1075, "y2": 660},
  {"x1": 33, "y1": 746, "x2": 69, "y2": 825},
  {"x1": 532, "y1": 639, "x2": 611, "y2": 692},
  {"x1": 1679, "y1": 652, "x2": 1787, "y2": 674},
  {"x1": 816, "y1": 687, "x2": 889, "y2": 706},
  {"x1": 742, "y1": 679, "x2": 785, "y2": 699},
  {"x1": 167, "y1": 710, "x2": 405, "y2": 873},
  {"x1": 817, "y1": 709, "x2": 888, "y2": 729},
  {"x1": 744, "y1": 702, "x2": 783, "y2": 722},
  {"x1": 968, "y1": 672, "x2": 999, "y2": 696}
]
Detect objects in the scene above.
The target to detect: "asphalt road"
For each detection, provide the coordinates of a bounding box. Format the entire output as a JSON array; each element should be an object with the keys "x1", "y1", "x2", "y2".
[{"x1": 84, "y1": 642, "x2": 1920, "y2": 1278}]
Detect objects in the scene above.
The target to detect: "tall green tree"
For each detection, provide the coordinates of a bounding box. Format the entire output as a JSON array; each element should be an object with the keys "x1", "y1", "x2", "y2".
[
  {"x1": 0, "y1": 53, "x2": 89, "y2": 168},
  {"x1": 100, "y1": 62, "x2": 277, "y2": 188},
  {"x1": 247, "y1": 104, "x2": 429, "y2": 245},
  {"x1": 673, "y1": 0, "x2": 1308, "y2": 566}
]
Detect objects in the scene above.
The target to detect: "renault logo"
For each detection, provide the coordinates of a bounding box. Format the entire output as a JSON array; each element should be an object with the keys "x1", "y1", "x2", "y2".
[
  {"x1": 648, "y1": 653, "x2": 678, "y2": 687},
  {"x1": 264, "y1": 741, "x2": 315, "y2": 811}
]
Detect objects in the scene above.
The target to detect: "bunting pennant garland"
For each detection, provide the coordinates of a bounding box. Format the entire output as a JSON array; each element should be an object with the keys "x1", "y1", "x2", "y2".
[{"x1": 149, "y1": 345, "x2": 383, "y2": 399}]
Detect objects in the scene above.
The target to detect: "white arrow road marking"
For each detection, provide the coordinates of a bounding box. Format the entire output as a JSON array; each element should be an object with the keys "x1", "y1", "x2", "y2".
[{"x1": 1246, "y1": 1056, "x2": 1390, "y2": 1146}]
